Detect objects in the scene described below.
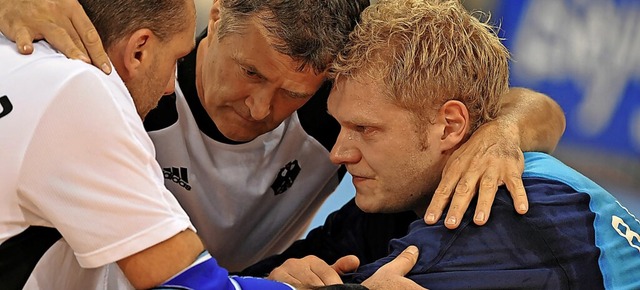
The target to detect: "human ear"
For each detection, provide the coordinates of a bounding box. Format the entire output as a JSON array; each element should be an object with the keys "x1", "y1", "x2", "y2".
[
  {"x1": 208, "y1": 0, "x2": 221, "y2": 37},
  {"x1": 211, "y1": 0, "x2": 221, "y2": 22},
  {"x1": 119, "y1": 29, "x2": 154, "y2": 81},
  {"x1": 438, "y1": 100, "x2": 470, "y2": 151}
]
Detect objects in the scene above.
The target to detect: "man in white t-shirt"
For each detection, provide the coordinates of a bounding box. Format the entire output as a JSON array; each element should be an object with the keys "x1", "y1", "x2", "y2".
[
  {"x1": 0, "y1": 0, "x2": 567, "y2": 274},
  {"x1": 0, "y1": 0, "x2": 349, "y2": 288}
]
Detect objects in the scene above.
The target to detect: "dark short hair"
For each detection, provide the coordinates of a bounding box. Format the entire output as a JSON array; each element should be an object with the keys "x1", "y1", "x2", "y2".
[
  {"x1": 217, "y1": 0, "x2": 370, "y2": 74},
  {"x1": 79, "y1": 0, "x2": 189, "y2": 48}
]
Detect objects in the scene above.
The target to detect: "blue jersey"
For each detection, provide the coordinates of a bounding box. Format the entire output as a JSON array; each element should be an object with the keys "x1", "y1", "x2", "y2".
[{"x1": 348, "y1": 152, "x2": 640, "y2": 289}]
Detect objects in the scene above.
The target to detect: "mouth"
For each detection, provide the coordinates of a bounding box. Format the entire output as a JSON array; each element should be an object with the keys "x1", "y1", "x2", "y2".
[
  {"x1": 350, "y1": 172, "x2": 374, "y2": 184},
  {"x1": 231, "y1": 107, "x2": 256, "y2": 123}
]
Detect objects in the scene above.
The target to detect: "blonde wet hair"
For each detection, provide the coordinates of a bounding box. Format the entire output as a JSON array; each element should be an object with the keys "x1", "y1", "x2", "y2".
[{"x1": 332, "y1": 0, "x2": 510, "y2": 134}]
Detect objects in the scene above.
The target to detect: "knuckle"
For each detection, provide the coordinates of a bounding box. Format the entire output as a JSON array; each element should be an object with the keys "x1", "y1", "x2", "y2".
[
  {"x1": 397, "y1": 253, "x2": 415, "y2": 264},
  {"x1": 477, "y1": 200, "x2": 490, "y2": 208},
  {"x1": 282, "y1": 258, "x2": 301, "y2": 267},
  {"x1": 509, "y1": 170, "x2": 523, "y2": 179},
  {"x1": 47, "y1": 24, "x2": 69, "y2": 36},
  {"x1": 50, "y1": 0, "x2": 73, "y2": 14},
  {"x1": 468, "y1": 155, "x2": 482, "y2": 167},
  {"x1": 454, "y1": 181, "x2": 471, "y2": 197},
  {"x1": 434, "y1": 186, "x2": 451, "y2": 197},
  {"x1": 480, "y1": 177, "x2": 498, "y2": 190},
  {"x1": 268, "y1": 268, "x2": 284, "y2": 277},
  {"x1": 450, "y1": 155, "x2": 464, "y2": 167},
  {"x1": 85, "y1": 29, "x2": 101, "y2": 44}
]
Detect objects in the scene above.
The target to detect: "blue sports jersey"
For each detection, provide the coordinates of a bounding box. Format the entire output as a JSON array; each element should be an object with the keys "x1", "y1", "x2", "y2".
[{"x1": 348, "y1": 152, "x2": 640, "y2": 289}]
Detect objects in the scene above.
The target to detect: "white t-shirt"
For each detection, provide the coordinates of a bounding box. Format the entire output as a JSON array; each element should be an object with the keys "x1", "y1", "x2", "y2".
[
  {"x1": 0, "y1": 35, "x2": 193, "y2": 289},
  {"x1": 147, "y1": 84, "x2": 340, "y2": 271}
]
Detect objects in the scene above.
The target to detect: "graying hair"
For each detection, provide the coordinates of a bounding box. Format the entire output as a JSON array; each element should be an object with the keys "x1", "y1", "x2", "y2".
[{"x1": 217, "y1": 0, "x2": 369, "y2": 74}]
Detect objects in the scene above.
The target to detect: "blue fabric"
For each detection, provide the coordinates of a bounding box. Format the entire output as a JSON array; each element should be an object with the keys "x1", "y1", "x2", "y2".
[
  {"x1": 155, "y1": 252, "x2": 292, "y2": 290},
  {"x1": 348, "y1": 152, "x2": 640, "y2": 289},
  {"x1": 522, "y1": 152, "x2": 640, "y2": 289}
]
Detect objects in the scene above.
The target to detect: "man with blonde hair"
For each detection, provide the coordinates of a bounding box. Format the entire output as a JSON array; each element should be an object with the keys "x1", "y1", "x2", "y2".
[{"x1": 269, "y1": 0, "x2": 640, "y2": 288}]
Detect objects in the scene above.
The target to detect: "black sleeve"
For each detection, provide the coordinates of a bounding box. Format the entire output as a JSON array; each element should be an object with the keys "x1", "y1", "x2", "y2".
[{"x1": 236, "y1": 198, "x2": 418, "y2": 277}]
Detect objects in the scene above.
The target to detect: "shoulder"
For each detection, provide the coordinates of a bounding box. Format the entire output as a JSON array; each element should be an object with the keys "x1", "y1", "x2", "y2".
[{"x1": 1, "y1": 38, "x2": 135, "y2": 133}]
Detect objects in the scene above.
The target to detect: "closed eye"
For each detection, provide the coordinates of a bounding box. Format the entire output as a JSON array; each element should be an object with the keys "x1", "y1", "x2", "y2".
[
  {"x1": 241, "y1": 66, "x2": 263, "y2": 80},
  {"x1": 355, "y1": 125, "x2": 378, "y2": 136},
  {"x1": 355, "y1": 125, "x2": 367, "y2": 133}
]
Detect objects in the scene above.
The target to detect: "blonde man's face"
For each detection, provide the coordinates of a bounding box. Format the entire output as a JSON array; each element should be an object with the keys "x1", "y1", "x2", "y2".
[{"x1": 327, "y1": 77, "x2": 444, "y2": 215}]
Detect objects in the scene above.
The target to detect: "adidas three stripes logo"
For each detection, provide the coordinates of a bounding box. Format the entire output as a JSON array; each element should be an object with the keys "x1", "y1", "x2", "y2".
[{"x1": 163, "y1": 167, "x2": 192, "y2": 191}]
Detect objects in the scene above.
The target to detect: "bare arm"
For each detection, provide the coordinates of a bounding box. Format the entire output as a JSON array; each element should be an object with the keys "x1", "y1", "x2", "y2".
[
  {"x1": 425, "y1": 88, "x2": 565, "y2": 229},
  {"x1": 119, "y1": 229, "x2": 296, "y2": 289},
  {"x1": 117, "y1": 229, "x2": 204, "y2": 289},
  {"x1": 498, "y1": 87, "x2": 566, "y2": 153},
  {"x1": 0, "y1": 0, "x2": 111, "y2": 73}
]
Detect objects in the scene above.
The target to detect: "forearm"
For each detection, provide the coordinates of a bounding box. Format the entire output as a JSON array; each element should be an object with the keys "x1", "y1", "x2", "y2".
[
  {"x1": 494, "y1": 87, "x2": 566, "y2": 153},
  {"x1": 117, "y1": 229, "x2": 205, "y2": 289}
]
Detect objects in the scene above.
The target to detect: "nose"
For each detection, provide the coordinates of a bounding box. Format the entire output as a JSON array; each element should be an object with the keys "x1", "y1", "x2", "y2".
[
  {"x1": 245, "y1": 90, "x2": 272, "y2": 120},
  {"x1": 329, "y1": 129, "x2": 360, "y2": 165},
  {"x1": 163, "y1": 73, "x2": 176, "y2": 95}
]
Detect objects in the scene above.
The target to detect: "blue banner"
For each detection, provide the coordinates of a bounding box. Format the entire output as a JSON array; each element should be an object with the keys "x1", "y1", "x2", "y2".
[{"x1": 495, "y1": 0, "x2": 640, "y2": 157}]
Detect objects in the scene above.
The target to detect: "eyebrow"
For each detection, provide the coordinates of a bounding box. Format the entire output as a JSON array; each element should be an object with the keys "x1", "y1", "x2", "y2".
[
  {"x1": 284, "y1": 90, "x2": 312, "y2": 99},
  {"x1": 231, "y1": 55, "x2": 267, "y2": 79},
  {"x1": 232, "y1": 55, "x2": 312, "y2": 99}
]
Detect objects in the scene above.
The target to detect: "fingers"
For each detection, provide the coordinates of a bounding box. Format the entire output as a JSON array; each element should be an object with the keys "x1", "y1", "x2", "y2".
[
  {"x1": 381, "y1": 245, "x2": 419, "y2": 275},
  {"x1": 473, "y1": 168, "x2": 499, "y2": 226},
  {"x1": 424, "y1": 183, "x2": 452, "y2": 225},
  {"x1": 331, "y1": 255, "x2": 360, "y2": 275},
  {"x1": 267, "y1": 267, "x2": 304, "y2": 287},
  {"x1": 443, "y1": 160, "x2": 481, "y2": 229},
  {"x1": 504, "y1": 170, "x2": 528, "y2": 214},
  {"x1": 68, "y1": 1, "x2": 110, "y2": 74},
  {"x1": 13, "y1": 26, "x2": 35, "y2": 54},
  {"x1": 269, "y1": 259, "x2": 322, "y2": 287},
  {"x1": 424, "y1": 158, "x2": 461, "y2": 225},
  {"x1": 268, "y1": 256, "x2": 342, "y2": 287},
  {"x1": 0, "y1": 0, "x2": 110, "y2": 74},
  {"x1": 41, "y1": 18, "x2": 91, "y2": 63},
  {"x1": 498, "y1": 149, "x2": 527, "y2": 215},
  {"x1": 360, "y1": 246, "x2": 424, "y2": 290},
  {"x1": 426, "y1": 118, "x2": 530, "y2": 229},
  {"x1": 441, "y1": 158, "x2": 525, "y2": 228},
  {"x1": 425, "y1": 153, "x2": 477, "y2": 229},
  {"x1": 312, "y1": 261, "x2": 343, "y2": 286}
]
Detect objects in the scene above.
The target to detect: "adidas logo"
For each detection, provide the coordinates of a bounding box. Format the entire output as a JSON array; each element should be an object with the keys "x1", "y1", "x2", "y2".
[{"x1": 163, "y1": 167, "x2": 192, "y2": 191}]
